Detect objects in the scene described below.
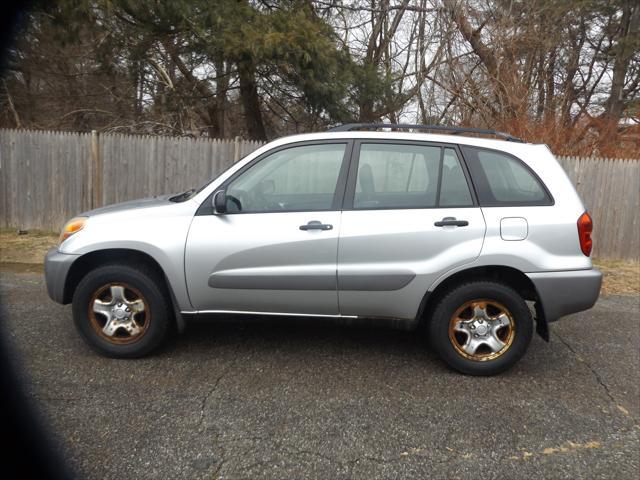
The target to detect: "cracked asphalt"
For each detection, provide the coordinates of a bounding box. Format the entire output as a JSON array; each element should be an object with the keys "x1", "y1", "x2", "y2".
[{"x1": 1, "y1": 270, "x2": 639, "y2": 479}]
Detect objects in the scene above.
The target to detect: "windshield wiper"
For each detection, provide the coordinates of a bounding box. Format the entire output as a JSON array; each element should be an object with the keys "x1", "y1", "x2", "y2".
[{"x1": 169, "y1": 188, "x2": 196, "y2": 202}]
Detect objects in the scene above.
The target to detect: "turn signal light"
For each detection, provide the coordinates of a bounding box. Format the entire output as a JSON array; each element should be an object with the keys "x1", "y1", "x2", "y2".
[
  {"x1": 577, "y1": 212, "x2": 593, "y2": 256},
  {"x1": 59, "y1": 217, "x2": 87, "y2": 244}
]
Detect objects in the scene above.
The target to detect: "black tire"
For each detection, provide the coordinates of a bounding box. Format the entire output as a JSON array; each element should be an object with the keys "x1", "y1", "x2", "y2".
[
  {"x1": 72, "y1": 263, "x2": 171, "y2": 358},
  {"x1": 428, "y1": 281, "x2": 533, "y2": 375}
]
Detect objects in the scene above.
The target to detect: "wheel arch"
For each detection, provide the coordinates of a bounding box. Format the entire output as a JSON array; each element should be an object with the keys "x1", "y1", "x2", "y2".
[
  {"x1": 63, "y1": 248, "x2": 186, "y2": 332},
  {"x1": 418, "y1": 265, "x2": 548, "y2": 341}
]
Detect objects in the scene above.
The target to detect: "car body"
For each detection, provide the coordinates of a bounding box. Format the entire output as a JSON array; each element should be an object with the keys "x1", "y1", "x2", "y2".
[{"x1": 45, "y1": 125, "x2": 602, "y2": 374}]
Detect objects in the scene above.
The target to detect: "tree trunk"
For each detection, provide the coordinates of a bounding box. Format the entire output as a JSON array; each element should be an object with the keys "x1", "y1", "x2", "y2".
[
  {"x1": 544, "y1": 49, "x2": 556, "y2": 124},
  {"x1": 164, "y1": 39, "x2": 221, "y2": 137},
  {"x1": 444, "y1": 0, "x2": 519, "y2": 120},
  {"x1": 238, "y1": 61, "x2": 267, "y2": 140},
  {"x1": 604, "y1": 2, "x2": 639, "y2": 121},
  {"x1": 214, "y1": 58, "x2": 228, "y2": 138},
  {"x1": 536, "y1": 55, "x2": 546, "y2": 121}
]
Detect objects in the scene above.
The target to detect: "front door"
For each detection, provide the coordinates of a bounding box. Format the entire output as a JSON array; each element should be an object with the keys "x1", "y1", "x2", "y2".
[
  {"x1": 185, "y1": 141, "x2": 351, "y2": 315},
  {"x1": 337, "y1": 142, "x2": 486, "y2": 320}
]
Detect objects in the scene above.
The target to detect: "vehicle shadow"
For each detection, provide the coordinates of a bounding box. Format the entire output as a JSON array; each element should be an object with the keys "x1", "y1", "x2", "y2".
[
  {"x1": 160, "y1": 313, "x2": 554, "y2": 377},
  {"x1": 165, "y1": 314, "x2": 440, "y2": 361}
]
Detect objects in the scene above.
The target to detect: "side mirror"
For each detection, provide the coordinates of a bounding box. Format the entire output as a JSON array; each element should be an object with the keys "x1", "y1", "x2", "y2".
[{"x1": 213, "y1": 190, "x2": 227, "y2": 214}]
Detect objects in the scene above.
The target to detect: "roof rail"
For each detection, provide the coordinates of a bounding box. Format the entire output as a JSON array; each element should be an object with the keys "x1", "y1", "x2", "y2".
[{"x1": 327, "y1": 123, "x2": 525, "y2": 143}]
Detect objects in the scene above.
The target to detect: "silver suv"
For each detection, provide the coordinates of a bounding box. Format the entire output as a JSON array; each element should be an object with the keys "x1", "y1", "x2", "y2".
[{"x1": 44, "y1": 124, "x2": 602, "y2": 375}]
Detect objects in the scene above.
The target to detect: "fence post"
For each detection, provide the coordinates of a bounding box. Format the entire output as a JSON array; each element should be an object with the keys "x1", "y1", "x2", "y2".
[
  {"x1": 233, "y1": 135, "x2": 241, "y2": 162},
  {"x1": 90, "y1": 130, "x2": 102, "y2": 209}
]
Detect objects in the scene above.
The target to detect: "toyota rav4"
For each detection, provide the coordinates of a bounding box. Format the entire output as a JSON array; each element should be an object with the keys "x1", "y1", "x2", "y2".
[{"x1": 44, "y1": 124, "x2": 602, "y2": 375}]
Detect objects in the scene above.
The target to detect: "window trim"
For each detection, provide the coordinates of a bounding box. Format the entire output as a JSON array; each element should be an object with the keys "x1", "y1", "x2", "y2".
[
  {"x1": 458, "y1": 145, "x2": 555, "y2": 207},
  {"x1": 196, "y1": 140, "x2": 354, "y2": 215},
  {"x1": 342, "y1": 140, "x2": 479, "y2": 211}
]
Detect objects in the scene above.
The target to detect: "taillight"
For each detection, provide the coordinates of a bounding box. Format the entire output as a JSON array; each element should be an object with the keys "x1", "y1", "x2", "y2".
[{"x1": 577, "y1": 212, "x2": 593, "y2": 256}]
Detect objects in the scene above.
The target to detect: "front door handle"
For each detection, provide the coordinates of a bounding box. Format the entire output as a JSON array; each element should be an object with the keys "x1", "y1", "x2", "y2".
[
  {"x1": 300, "y1": 220, "x2": 333, "y2": 231},
  {"x1": 434, "y1": 217, "x2": 469, "y2": 227}
]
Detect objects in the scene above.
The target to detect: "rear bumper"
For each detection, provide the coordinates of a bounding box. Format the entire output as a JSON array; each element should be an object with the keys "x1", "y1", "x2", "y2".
[
  {"x1": 44, "y1": 248, "x2": 80, "y2": 304},
  {"x1": 527, "y1": 268, "x2": 602, "y2": 323}
]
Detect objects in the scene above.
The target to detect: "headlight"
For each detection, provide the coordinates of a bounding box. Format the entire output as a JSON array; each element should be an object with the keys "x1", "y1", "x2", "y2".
[{"x1": 59, "y1": 217, "x2": 87, "y2": 244}]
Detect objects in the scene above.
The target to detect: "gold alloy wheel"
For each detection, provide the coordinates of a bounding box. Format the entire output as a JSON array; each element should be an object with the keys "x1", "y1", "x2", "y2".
[
  {"x1": 448, "y1": 299, "x2": 515, "y2": 361},
  {"x1": 88, "y1": 283, "x2": 150, "y2": 345}
]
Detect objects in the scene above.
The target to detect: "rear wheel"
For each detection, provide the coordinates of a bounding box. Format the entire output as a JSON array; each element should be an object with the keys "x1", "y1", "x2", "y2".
[
  {"x1": 428, "y1": 281, "x2": 533, "y2": 375},
  {"x1": 72, "y1": 264, "x2": 170, "y2": 358}
]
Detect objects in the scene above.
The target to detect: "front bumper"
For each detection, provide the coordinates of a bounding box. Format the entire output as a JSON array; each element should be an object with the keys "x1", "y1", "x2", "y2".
[
  {"x1": 527, "y1": 268, "x2": 602, "y2": 323},
  {"x1": 44, "y1": 248, "x2": 80, "y2": 304}
]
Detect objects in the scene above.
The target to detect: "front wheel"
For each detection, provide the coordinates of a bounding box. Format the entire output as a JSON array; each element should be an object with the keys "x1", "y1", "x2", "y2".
[
  {"x1": 72, "y1": 264, "x2": 171, "y2": 358},
  {"x1": 428, "y1": 281, "x2": 533, "y2": 375}
]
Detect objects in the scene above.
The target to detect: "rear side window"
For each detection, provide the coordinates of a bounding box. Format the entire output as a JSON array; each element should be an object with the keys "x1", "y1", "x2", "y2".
[
  {"x1": 352, "y1": 143, "x2": 475, "y2": 209},
  {"x1": 354, "y1": 143, "x2": 441, "y2": 209},
  {"x1": 461, "y1": 146, "x2": 552, "y2": 206}
]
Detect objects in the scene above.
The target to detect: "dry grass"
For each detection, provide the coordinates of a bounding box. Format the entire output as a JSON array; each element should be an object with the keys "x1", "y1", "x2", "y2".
[
  {"x1": 0, "y1": 229, "x2": 58, "y2": 264},
  {"x1": 0, "y1": 229, "x2": 638, "y2": 295},
  {"x1": 593, "y1": 259, "x2": 640, "y2": 296}
]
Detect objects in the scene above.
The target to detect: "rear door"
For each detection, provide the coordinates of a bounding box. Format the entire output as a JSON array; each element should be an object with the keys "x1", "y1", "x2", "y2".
[{"x1": 337, "y1": 141, "x2": 486, "y2": 320}]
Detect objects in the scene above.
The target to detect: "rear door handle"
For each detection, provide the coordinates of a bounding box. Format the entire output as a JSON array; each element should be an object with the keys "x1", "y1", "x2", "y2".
[
  {"x1": 300, "y1": 220, "x2": 333, "y2": 231},
  {"x1": 434, "y1": 217, "x2": 469, "y2": 227}
]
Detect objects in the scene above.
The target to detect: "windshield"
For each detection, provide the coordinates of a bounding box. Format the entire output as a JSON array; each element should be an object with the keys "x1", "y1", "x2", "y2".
[{"x1": 169, "y1": 154, "x2": 249, "y2": 202}]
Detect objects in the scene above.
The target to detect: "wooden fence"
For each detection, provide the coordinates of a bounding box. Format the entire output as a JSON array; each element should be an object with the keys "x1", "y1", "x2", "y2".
[
  {"x1": 1, "y1": 129, "x2": 638, "y2": 260},
  {"x1": 556, "y1": 155, "x2": 639, "y2": 261},
  {"x1": 0, "y1": 129, "x2": 263, "y2": 234}
]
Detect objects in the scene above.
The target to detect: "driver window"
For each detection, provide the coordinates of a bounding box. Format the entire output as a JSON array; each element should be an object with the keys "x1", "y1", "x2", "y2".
[{"x1": 226, "y1": 143, "x2": 346, "y2": 213}]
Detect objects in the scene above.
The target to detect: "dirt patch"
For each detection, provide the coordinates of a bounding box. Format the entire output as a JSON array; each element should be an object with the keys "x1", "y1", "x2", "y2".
[
  {"x1": 0, "y1": 262, "x2": 44, "y2": 274},
  {"x1": 1, "y1": 229, "x2": 58, "y2": 264},
  {"x1": 593, "y1": 259, "x2": 640, "y2": 296},
  {"x1": 1, "y1": 229, "x2": 638, "y2": 295}
]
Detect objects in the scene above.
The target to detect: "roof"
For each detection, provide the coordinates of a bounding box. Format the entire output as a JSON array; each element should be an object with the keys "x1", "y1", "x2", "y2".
[
  {"x1": 263, "y1": 130, "x2": 541, "y2": 159},
  {"x1": 327, "y1": 123, "x2": 524, "y2": 143}
]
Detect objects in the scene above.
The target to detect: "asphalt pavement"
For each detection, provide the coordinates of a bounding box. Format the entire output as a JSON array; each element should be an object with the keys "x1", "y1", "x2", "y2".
[{"x1": 1, "y1": 270, "x2": 638, "y2": 479}]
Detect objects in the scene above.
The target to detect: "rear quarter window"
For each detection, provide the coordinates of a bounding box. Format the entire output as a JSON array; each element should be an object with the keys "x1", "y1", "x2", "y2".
[{"x1": 461, "y1": 146, "x2": 553, "y2": 206}]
